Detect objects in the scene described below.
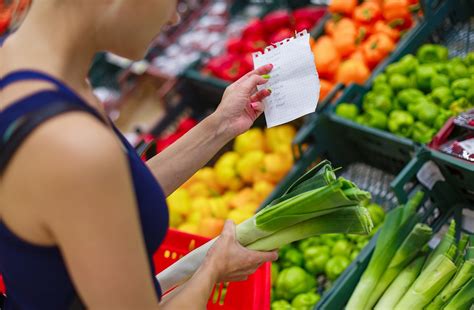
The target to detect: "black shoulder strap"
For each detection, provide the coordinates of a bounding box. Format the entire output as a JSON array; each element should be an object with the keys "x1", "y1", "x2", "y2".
[{"x1": 0, "y1": 99, "x2": 105, "y2": 177}]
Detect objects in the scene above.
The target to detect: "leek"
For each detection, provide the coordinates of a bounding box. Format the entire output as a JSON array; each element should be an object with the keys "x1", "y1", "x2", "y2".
[
  {"x1": 423, "y1": 220, "x2": 456, "y2": 269},
  {"x1": 346, "y1": 192, "x2": 425, "y2": 310},
  {"x1": 425, "y1": 259, "x2": 474, "y2": 309},
  {"x1": 365, "y1": 223, "x2": 433, "y2": 308},
  {"x1": 374, "y1": 256, "x2": 426, "y2": 310},
  {"x1": 156, "y1": 162, "x2": 372, "y2": 293},
  {"x1": 394, "y1": 254, "x2": 457, "y2": 310},
  {"x1": 443, "y1": 278, "x2": 474, "y2": 310}
]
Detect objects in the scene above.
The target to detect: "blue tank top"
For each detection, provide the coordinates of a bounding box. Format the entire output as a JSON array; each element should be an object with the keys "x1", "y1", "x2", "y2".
[{"x1": 0, "y1": 70, "x2": 169, "y2": 309}]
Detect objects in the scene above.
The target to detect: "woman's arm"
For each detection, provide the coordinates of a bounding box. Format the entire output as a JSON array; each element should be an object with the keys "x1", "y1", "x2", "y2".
[{"x1": 147, "y1": 64, "x2": 273, "y2": 196}]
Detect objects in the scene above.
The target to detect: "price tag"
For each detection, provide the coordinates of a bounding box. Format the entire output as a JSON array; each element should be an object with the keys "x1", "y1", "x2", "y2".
[
  {"x1": 459, "y1": 138, "x2": 474, "y2": 154},
  {"x1": 416, "y1": 160, "x2": 445, "y2": 190}
]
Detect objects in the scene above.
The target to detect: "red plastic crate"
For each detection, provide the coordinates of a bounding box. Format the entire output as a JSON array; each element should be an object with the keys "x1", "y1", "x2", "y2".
[{"x1": 153, "y1": 229, "x2": 271, "y2": 310}]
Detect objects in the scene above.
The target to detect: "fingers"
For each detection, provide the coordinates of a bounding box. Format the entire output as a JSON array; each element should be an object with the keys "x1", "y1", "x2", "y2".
[
  {"x1": 241, "y1": 74, "x2": 269, "y2": 93},
  {"x1": 250, "y1": 249, "x2": 279, "y2": 263},
  {"x1": 250, "y1": 89, "x2": 271, "y2": 103},
  {"x1": 221, "y1": 220, "x2": 236, "y2": 241},
  {"x1": 239, "y1": 64, "x2": 273, "y2": 82}
]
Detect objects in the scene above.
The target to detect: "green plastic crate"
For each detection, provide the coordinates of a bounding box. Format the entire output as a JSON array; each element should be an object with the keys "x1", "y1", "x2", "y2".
[{"x1": 315, "y1": 156, "x2": 472, "y2": 310}]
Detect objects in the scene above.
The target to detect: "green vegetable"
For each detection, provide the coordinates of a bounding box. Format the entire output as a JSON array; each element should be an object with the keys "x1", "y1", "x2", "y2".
[
  {"x1": 450, "y1": 97, "x2": 471, "y2": 114},
  {"x1": 426, "y1": 259, "x2": 474, "y2": 309},
  {"x1": 292, "y1": 292, "x2": 320, "y2": 310},
  {"x1": 335, "y1": 103, "x2": 359, "y2": 121},
  {"x1": 373, "y1": 73, "x2": 388, "y2": 85},
  {"x1": 372, "y1": 83, "x2": 394, "y2": 98},
  {"x1": 351, "y1": 250, "x2": 360, "y2": 261},
  {"x1": 416, "y1": 64, "x2": 437, "y2": 92},
  {"x1": 411, "y1": 121, "x2": 436, "y2": 144},
  {"x1": 363, "y1": 92, "x2": 392, "y2": 113},
  {"x1": 271, "y1": 299, "x2": 292, "y2": 310},
  {"x1": 424, "y1": 220, "x2": 456, "y2": 269},
  {"x1": 396, "y1": 88, "x2": 425, "y2": 108},
  {"x1": 388, "y1": 110, "x2": 414, "y2": 137},
  {"x1": 272, "y1": 263, "x2": 280, "y2": 283},
  {"x1": 281, "y1": 248, "x2": 304, "y2": 268},
  {"x1": 346, "y1": 192, "x2": 425, "y2": 310},
  {"x1": 389, "y1": 73, "x2": 411, "y2": 92},
  {"x1": 394, "y1": 254, "x2": 457, "y2": 309},
  {"x1": 374, "y1": 256, "x2": 426, "y2": 310},
  {"x1": 303, "y1": 245, "x2": 330, "y2": 274},
  {"x1": 386, "y1": 54, "x2": 419, "y2": 76},
  {"x1": 430, "y1": 74, "x2": 450, "y2": 89},
  {"x1": 447, "y1": 58, "x2": 470, "y2": 81},
  {"x1": 451, "y1": 78, "x2": 473, "y2": 98},
  {"x1": 325, "y1": 255, "x2": 351, "y2": 280},
  {"x1": 365, "y1": 223, "x2": 433, "y2": 309},
  {"x1": 331, "y1": 239, "x2": 353, "y2": 257},
  {"x1": 443, "y1": 278, "x2": 474, "y2": 310},
  {"x1": 275, "y1": 266, "x2": 316, "y2": 300},
  {"x1": 416, "y1": 101, "x2": 439, "y2": 126},
  {"x1": 433, "y1": 109, "x2": 453, "y2": 130},
  {"x1": 430, "y1": 86, "x2": 454, "y2": 108},
  {"x1": 359, "y1": 109, "x2": 388, "y2": 130},
  {"x1": 367, "y1": 204, "x2": 385, "y2": 226},
  {"x1": 416, "y1": 44, "x2": 448, "y2": 64},
  {"x1": 298, "y1": 237, "x2": 320, "y2": 252},
  {"x1": 156, "y1": 161, "x2": 373, "y2": 292},
  {"x1": 464, "y1": 51, "x2": 474, "y2": 67}
]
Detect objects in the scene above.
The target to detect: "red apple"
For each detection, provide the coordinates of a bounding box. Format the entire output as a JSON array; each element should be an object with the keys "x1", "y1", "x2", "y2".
[
  {"x1": 269, "y1": 28, "x2": 293, "y2": 44},
  {"x1": 262, "y1": 10, "x2": 292, "y2": 33}
]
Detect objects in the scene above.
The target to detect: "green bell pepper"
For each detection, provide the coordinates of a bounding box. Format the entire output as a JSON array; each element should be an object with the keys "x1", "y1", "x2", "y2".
[
  {"x1": 411, "y1": 121, "x2": 436, "y2": 144},
  {"x1": 372, "y1": 83, "x2": 394, "y2": 98},
  {"x1": 451, "y1": 78, "x2": 474, "y2": 99},
  {"x1": 303, "y1": 245, "x2": 330, "y2": 274},
  {"x1": 272, "y1": 300, "x2": 292, "y2": 310},
  {"x1": 276, "y1": 267, "x2": 316, "y2": 300},
  {"x1": 373, "y1": 73, "x2": 388, "y2": 85},
  {"x1": 463, "y1": 51, "x2": 474, "y2": 67},
  {"x1": 281, "y1": 248, "x2": 304, "y2": 268},
  {"x1": 447, "y1": 58, "x2": 469, "y2": 81},
  {"x1": 388, "y1": 110, "x2": 415, "y2": 137},
  {"x1": 396, "y1": 88, "x2": 425, "y2": 108},
  {"x1": 416, "y1": 44, "x2": 448, "y2": 64},
  {"x1": 350, "y1": 250, "x2": 360, "y2": 261},
  {"x1": 450, "y1": 97, "x2": 472, "y2": 114},
  {"x1": 416, "y1": 101, "x2": 439, "y2": 126},
  {"x1": 363, "y1": 92, "x2": 392, "y2": 113},
  {"x1": 335, "y1": 103, "x2": 359, "y2": 121},
  {"x1": 298, "y1": 237, "x2": 320, "y2": 252},
  {"x1": 430, "y1": 74, "x2": 450, "y2": 89},
  {"x1": 386, "y1": 54, "x2": 419, "y2": 76},
  {"x1": 430, "y1": 86, "x2": 454, "y2": 108},
  {"x1": 367, "y1": 203, "x2": 385, "y2": 226},
  {"x1": 416, "y1": 64, "x2": 437, "y2": 92},
  {"x1": 292, "y1": 292, "x2": 321, "y2": 310},
  {"x1": 407, "y1": 97, "x2": 431, "y2": 115},
  {"x1": 331, "y1": 239, "x2": 353, "y2": 257},
  {"x1": 357, "y1": 239, "x2": 370, "y2": 250},
  {"x1": 319, "y1": 234, "x2": 339, "y2": 247},
  {"x1": 325, "y1": 255, "x2": 351, "y2": 280},
  {"x1": 389, "y1": 73, "x2": 411, "y2": 92},
  {"x1": 360, "y1": 109, "x2": 388, "y2": 130},
  {"x1": 433, "y1": 109, "x2": 454, "y2": 130}
]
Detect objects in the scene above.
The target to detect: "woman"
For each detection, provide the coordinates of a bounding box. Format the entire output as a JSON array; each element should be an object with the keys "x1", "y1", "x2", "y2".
[{"x1": 0, "y1": 0, "x2": 277, "y2": 309}]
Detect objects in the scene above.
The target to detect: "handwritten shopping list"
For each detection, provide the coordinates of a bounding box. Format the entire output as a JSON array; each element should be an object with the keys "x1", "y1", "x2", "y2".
[{"x1": 253, "y1": 30, "x2": 320, "y2": 128}]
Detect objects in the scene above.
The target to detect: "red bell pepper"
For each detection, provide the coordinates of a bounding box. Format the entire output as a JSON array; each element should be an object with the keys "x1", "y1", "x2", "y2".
[
  {"x1": 242, "y1": 38, "x2": 267, "y2": 53},
  {"x1": 292, "y1": 7, "x2": 326, "y2": 25},
  {"x1": 353, "y1": 2, "x2": 382, "y2": 24},
  {"x1": 269, "y1": 28, "x2": 293, "y2": 44},
  {"x1": 226, "y1": 37, "x2": 243, "y2": 54},
  {"x1": 242, "y1": 19, "x2": 266, "y2": 40},
  {"x1": 262, "y1": 10, "x2": 292, "y2": 33}
]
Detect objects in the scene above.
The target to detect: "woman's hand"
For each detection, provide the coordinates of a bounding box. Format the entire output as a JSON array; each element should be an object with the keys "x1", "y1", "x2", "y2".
[
  {"x1": 213, "y1": 64, "x2": 273, "y2": 138},
  {"x1": 205, "y1": 220, "x2": 278, "y2": 283}
]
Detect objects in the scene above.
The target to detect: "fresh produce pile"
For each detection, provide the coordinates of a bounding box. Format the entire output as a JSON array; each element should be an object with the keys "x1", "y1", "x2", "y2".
[
  {"x1": 336, "y1": 46, "x2": 474, "y2": 144},
  {"x1": 167, "y1": 125, "x2": 297, "y2": 238},
  {"x1": 314, "y1": 0, "x2": 419, "y2": 101},
  {"x1": 157, "y1": 160, "x2": 374, "y2": 293},
  {"x1": 270, "y1": 202, "x2": 386, "y2": 310},
  {"x1": 202, "y1": 6, "x2": 325, "y2": 82},
  {"x1": 347, "y1": 191, "x2": 474, "y2": 310}
]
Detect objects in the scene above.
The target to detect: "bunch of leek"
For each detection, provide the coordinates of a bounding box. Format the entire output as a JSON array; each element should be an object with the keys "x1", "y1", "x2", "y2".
[{"x1": 156, "y1": 161, "x2": 373, "y2": 292}]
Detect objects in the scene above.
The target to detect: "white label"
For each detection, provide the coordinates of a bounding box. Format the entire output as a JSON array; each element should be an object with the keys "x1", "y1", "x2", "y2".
[
  {"x1": 416, "y1": 160, "x2": 446, "y2": 190},
  {"x1": 253, "y1": 30, "x2": 320, "y2": 128},
  {"x1": 459, "y1": 138, "x2": 474, "y2": 154}
]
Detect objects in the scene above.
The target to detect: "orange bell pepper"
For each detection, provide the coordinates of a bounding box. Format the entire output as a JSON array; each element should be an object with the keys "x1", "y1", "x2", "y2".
[
  {"x1": 333, "y1": 17, "x2": 357, "y2": 36},
  {"x1": 336, "y1": 59, "x2": 370, "y2": 85},
  {"x1": 328, "y1": 0, "x2": 357, "y2": 16},
  {"x1": 319, "y1": 79, "x2": 334, "y2": 101},
  {"x1": 374, "y1": 20, "x2": 401, "y2": 41},
  {"x1": 350, "y1": 48, "x2": 367, "y2": 65},
  {"x1": 313, "y1": 36, "x2": 341, "y2": 80},
  {"x1": 324, "y1": 18, "x2": 336, "y2": 36},
  {"x1": 362, "y1": 33, "x2": 395, "y2": 68},
  {"x1": 383, "y1": 0, "x2": 410, "y2": 22},
  {"x1": 353, "y1": 2, "x2": 382, "y2": 24}
]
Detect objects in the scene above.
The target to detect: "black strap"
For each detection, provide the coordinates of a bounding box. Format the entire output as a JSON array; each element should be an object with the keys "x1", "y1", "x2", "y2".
[{"x1": 0, "y1": 100, "x2": 105, "y2": 177}]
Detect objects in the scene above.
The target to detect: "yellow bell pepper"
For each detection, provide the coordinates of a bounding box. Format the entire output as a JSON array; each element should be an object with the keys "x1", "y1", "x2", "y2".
[
  {"x1": 229, "y1": 188, "x2": 258, "y2": 209},
  {"x1": 178, "y1": 223, "x2": 199, "y2": 234},
  {"x1": 215, "y1": 152, "x2": 243, "y2": 190},
  {"x1": 228, "y1": 209, "x2": 254, "y2": 224},
  {"x1": 167, "y1": 188, "x2": 192, "y2": 216},
  {"x1": 234, "y1": 128, "x2": 265, "y2": 155},
  {"x1": 236, "y1": 150, "x2": 265, "y2": 183},
  {"x1": 190, "y1": 197, "x2": 212, "y2": 217},
  {"x1": 264, "y1": 125, "x2": 296, "y2": 153},
  {"x1": 210, "y1": 197, "x2": 229, "y2": 219}
]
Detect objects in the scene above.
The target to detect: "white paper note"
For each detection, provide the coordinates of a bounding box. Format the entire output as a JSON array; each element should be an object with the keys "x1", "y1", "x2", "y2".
[{"x1": 253, "y1": 30, "x2": 320, "y2": 128}]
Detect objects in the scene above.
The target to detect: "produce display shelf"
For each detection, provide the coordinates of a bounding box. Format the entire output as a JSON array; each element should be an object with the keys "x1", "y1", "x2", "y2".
[{"x1": 315, "y1": 149, "x2": 472, "y2": 310}]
